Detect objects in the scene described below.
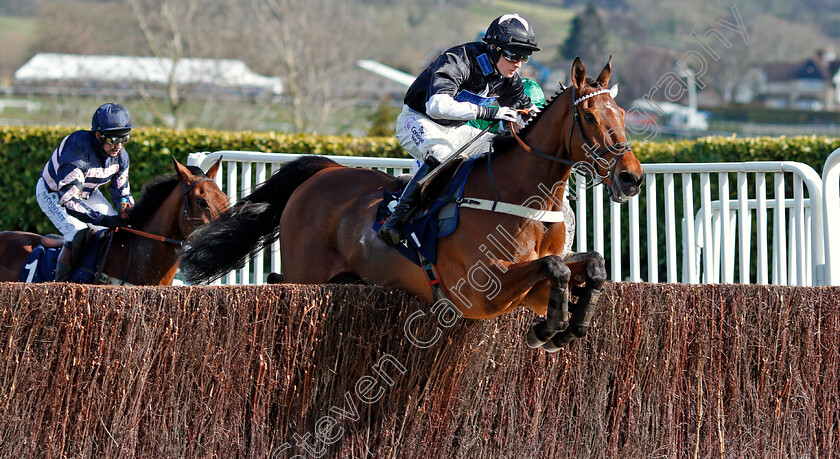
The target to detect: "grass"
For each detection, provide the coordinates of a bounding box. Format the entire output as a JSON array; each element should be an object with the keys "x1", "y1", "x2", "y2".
[
  {"x1": 0, "y1": 15, "x2": 41, "y2": 80},
  {"x1": 0, "y1": 15, "x2": 39, "y2": 37}
]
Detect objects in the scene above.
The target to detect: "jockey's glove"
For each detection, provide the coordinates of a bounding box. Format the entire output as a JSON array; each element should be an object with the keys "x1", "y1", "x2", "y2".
[
  {"x1": 101, "y1": 215, "x2": 124, "y2": 229},
  {"x1": 476, "y1": 106, "x2": 518, "y2": 122}
]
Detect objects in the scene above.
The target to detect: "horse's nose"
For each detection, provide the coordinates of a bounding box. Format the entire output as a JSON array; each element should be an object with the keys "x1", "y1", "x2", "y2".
[{"x1": 617, "y1": 170, "x2": 644, "y2": 194}]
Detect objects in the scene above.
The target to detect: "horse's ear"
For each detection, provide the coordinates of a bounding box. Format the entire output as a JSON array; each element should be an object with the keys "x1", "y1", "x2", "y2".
[
  {"x1": 596, "y1": 55, "x2": 612, "y2": 87},
  {"x1": 206, "y1": 157, "x2": 222, "y2": 179},
  {"x1": 572, "y1": 56, "x2": 586, "y2": 89},
  {"x1": 172, "y1": 156, "x2": 194, "y2": 181}
]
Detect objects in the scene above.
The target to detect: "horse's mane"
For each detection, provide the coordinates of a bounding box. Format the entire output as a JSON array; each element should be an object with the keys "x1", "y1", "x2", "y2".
[
  {"x1": 126, "y1": 165, "x2": 208, "y2": 227},
  {"x1": 491, "y1": 76, "x2": 602, "y2": 154}
]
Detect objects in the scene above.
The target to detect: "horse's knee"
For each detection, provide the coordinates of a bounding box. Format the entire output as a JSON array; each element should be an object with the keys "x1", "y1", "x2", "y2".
[
  {"x1": 542, "y1": 255, "x2": 570, "y2": 286},
  {"x1": 582, "y1": 256, "x2": 607, "y2": 289}
]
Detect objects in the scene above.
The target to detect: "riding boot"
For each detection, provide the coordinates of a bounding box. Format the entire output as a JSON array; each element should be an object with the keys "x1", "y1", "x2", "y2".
[
  {"x1": 55, "y1": 243, "x2": 73, "y2": 282},
  {"x1": 377, "y1": 158, "x2": 438, "y2": 247}
]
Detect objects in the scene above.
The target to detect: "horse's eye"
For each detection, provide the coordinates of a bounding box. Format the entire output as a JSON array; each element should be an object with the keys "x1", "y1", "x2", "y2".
[
  {"x1": 196, "y1": 198, "x2": 209, "y2": 210},
  {"x1": 584, "y1": 113, "x2": 597, "y2": 123}
]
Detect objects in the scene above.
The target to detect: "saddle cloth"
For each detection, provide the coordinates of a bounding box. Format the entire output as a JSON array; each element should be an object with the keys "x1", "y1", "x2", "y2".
[
  {"x1": 19, "y1": 229, "x2": 110, "y2": 284},
  {"x1": 373, "y1": 155, "x2": 482, "y2": 266}
]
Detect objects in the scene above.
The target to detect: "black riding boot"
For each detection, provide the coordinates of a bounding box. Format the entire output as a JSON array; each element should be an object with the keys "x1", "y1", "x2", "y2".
[
  {"x1": 377, "y1": 159, "x2": 438, "y2": 247},
  {"x1": 55, "y1": 243, "x2": 73, "y2": 282}
]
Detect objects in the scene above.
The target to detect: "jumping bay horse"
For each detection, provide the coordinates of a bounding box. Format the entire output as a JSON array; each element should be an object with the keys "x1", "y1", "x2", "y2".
[
  {"x1": 0, "y1": 158, "x2": 228, "y2": 285},
  {"x1": 182, "y1": 58, "x2": 644, "y2": 351}
]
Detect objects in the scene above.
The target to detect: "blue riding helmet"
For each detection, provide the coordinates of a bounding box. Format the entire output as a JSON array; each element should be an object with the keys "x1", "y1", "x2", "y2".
[{"x1": 91, "y1": 103, "x2": 134, "y2": 133}]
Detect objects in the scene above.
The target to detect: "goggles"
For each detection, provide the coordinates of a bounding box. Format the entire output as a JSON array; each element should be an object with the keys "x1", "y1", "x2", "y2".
[
  {"x1": 501, "y1": 49, "x2": 530, "y2": 64},
  {"x1": 100, "y1": 134, "x2": 130, "y2": 145}
]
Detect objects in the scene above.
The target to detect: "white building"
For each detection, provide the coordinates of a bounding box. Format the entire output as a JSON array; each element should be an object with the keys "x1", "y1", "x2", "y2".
[{"x1": 14, "y1": 53, "x2": 283, "y2": 96}]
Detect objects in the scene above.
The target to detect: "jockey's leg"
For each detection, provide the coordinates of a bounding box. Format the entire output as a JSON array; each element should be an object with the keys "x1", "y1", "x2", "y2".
[
  {"x1": 36, "y1": 177, "x2": 86, "y2": 282},
  {"x1": 55, "y1": 242, "x2": 73, "y2": 282},
  {"x1": 377, "y1": 156, "x2": 439, "y2": 246}
]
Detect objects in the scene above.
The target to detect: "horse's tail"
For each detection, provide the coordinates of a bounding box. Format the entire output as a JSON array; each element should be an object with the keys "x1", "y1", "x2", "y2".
[{"x1": 181, "y1": 155, "x2": 340, "y2": 284}]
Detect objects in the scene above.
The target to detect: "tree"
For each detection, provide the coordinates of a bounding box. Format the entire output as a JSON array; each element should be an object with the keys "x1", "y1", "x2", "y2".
[
  {"x1": 560, "y1": 2, "x2": 607, "y2": 65},
  {"x1": 230, "y1": 0, "x2": 373, "y2": 133},
  {"x1": 125, "y1": 0, "x2": 242, "y2": 129}
]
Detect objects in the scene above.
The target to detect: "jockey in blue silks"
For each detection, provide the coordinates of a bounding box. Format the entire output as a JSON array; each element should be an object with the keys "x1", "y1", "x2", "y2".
[
  {"x1": 35, "y1": 103, "x2": 135, "y2": 281},
  {"x1": 377, "y1": 14, "x2": 541, "y2": 246}
]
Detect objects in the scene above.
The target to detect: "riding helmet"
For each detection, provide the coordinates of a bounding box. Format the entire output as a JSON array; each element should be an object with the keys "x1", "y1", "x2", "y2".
[
  {"x1": 91, "y1": 103, "x2": 134, "y2": 134},
  {"x1": 483, "y1": 14, "x2": 540, "y2": 55}
]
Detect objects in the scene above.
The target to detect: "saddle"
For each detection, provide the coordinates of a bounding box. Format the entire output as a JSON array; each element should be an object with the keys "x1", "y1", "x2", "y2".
[
  {"x1": 375, "y1": 155, "x2": 483, "y2": 266},
  {"x1": 19, "y1": 228, "x2": 113, "y2": 284},
  {"x1": 417, "y1": 155, "x2": 468, "y2": 206},
  {"x1": 41, "y1": 234, "x2": 64, "y2": 249}
]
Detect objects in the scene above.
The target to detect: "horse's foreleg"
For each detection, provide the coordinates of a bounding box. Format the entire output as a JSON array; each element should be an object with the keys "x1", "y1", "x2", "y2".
[
  {"x1": 542, "y1": 251, "x2": 606, "y2": 352},
  {"x1": 519, "y1": 255, "x2": 571, "y2": 349}
]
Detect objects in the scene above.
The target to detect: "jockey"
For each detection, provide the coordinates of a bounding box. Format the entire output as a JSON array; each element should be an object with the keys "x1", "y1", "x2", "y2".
[
  {"x1": 377, "y1": 13, "x2": 541, "y2": 247},
  {"x1": 35, "y1": 103, "x2": 135, "y2": 281}
]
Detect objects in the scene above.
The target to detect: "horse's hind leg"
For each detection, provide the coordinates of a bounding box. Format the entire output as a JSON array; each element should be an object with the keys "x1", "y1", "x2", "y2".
[{"x1": 542, "y1": 251, "x2": 606, "y2": 352}]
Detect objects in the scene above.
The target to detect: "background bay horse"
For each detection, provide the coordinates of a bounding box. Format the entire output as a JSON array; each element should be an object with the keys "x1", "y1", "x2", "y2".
[
  {"x1": 182, "y1": 58, "x2": 644, "y2": 350},
  {"x1": 0, "y1": 158, "x2": 227, "y2": 285}
]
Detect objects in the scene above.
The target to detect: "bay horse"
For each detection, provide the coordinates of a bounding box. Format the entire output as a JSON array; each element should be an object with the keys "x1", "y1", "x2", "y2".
[
  {"x1": 0, "y1": 157, "x2": 228, "y2": 285},
  {"x1": 182, "y1": 58, "x2": 644, "y2": 350}
]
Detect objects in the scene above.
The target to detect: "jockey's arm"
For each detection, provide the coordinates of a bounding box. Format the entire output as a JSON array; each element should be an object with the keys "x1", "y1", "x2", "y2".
[
  {"x1": 55, "y1": 165, "x2": 118, "y2": 227},
  {"x1": 425, "y1": 93, "x2": 483, "y2": 121}
]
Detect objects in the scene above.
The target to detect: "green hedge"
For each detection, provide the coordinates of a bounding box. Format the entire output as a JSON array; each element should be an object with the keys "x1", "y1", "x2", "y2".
[
  {"x1": 0, "y1": 126, "x2": 402, "y2": 233},
  {"x1": 2, "y1": 125, "x2": 839, "y2": 233}
]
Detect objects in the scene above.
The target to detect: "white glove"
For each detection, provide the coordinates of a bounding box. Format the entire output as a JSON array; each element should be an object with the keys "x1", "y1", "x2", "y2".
[
  {"x1": 494, "y1": 106, "x2": 518, "y2": 122},
  {"x1": 516, "y1": 105, "x2": 540, "y2": 127}
]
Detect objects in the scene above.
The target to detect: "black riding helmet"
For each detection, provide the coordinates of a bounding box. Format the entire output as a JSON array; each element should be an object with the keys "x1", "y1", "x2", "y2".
[{"x1": 483, "y1": 14, "x2": 540, "y2": 55}]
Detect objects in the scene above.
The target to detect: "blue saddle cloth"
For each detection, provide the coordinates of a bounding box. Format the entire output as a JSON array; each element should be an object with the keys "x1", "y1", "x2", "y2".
[
  {"x1": 18, "y1": 245, "x2": 59, "y2": 282},
  {"x1": 373, "y1": 156, "x2": 482, "y2": 266},
  {"x1": 19, "y1": 230, "x2": 109, "y2": 284}
]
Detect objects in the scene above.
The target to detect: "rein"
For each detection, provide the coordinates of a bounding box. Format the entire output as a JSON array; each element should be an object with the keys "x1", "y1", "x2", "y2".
[{"x1": 115, "y1": 226, "x2": 186, "y2": 246}]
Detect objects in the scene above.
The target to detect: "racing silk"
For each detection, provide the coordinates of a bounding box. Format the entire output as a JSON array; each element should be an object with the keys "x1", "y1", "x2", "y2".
[
  {"x1": 404, "y1": 41, "x2": 531, "y2": 127},
  {"x1": 40, "y1": 130, "x2": 134, "y2": 226}
]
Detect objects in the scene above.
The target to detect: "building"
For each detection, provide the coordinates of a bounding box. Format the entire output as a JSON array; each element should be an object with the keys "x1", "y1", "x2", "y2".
[
  {"x1": 13, "y1": 53, "x2": 283, "y2": 97},
  {"x1": 742, "y1": 49, "x2": 840, "y2": 111}
]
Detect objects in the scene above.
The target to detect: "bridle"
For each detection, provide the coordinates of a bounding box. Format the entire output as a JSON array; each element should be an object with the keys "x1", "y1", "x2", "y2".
[
  {"x1": 179, "y1": 177, "x2": 216, "y2": 233},
  {"x1": 116, "y1": 177, "x2": 216, "y2": 246},
  {"x1": 510, "y1": 85, "x2": 632, "y2": 186},
  {"x1": 96, "y1": 175, "x2": 219, "y2": 285}
]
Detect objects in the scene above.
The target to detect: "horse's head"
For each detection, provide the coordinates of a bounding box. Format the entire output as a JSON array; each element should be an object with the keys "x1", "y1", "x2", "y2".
[
  {"x1": 565, "y1": 56, "x2": 644, "y2": 203},
  {"x1": 171, "y1": 157, "x2": 229, "y2": 236}
]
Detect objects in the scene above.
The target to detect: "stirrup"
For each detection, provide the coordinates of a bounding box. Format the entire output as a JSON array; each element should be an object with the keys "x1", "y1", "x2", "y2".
[{"x1": 377, "y1": 225, "x2": 403, "y2": 246}]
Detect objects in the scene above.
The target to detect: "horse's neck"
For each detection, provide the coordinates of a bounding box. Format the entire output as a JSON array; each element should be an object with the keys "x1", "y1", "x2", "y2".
[
  {"x1": 491, "y1": 91, "x2": 574, "y2": 209},
  {"x1": 142, "y1": 189, "x2": 184, "y2": 241},
  {"x1": 109, "y1": 187, "x2": 184, "y2": 285}
]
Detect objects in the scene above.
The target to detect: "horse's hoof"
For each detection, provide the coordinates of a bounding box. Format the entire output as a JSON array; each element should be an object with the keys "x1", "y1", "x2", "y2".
[
  {"x1": 541, "y1": 341, "x2": 564, "y2": 353},
  {"x1": 542, "y1": 331, "x2": 574, "y2": 352},
  {"x1": 526, "y1": 320, "x2": 555, "y2": 348},
  {"x1": 266, "y1": 272, "x2": 284, "y2": 284}
]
